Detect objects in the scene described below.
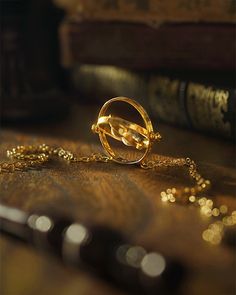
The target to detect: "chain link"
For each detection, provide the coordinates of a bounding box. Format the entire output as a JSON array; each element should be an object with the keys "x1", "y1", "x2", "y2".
[
  {"x1": 141, "y1": 156, "x2": 211, "y2": 196},
  {"x1": 1, "y1": 144, "x2": 235, "y2": 245}
]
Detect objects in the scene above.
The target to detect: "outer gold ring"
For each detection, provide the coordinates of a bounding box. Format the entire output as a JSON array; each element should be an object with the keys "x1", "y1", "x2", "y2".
[{"x1": 92, "y1": 97, "x2": 161, "y2": 164}]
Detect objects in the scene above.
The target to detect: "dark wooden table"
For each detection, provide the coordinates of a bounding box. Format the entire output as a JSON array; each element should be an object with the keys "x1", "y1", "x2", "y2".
[{"x1": 0, "y1": 103, "x2": 235, "y2": 295}]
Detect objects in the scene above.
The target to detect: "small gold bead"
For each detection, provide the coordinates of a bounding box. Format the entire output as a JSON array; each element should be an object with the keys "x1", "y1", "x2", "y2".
[
  {"x1": 215, "y1": 221, "x2": 224, "y2": 230},
  {"x1": 189, "y1": 196, "x2": 196, "y2": 203},
  {"x1": 201, "y1": 183, "x2": 206, "y2": 189},
  {"x1": 232, "y1": 215, "x2": 236, "y2": 224},
  {"x1": 155, "y1": 132, "x2": 162, "y2": 141},
  {"x1": 205, "y1": 180, "x2": 211, "y2": 186},
  {"x1": 91, "y1": 124, "x2": 99, "y2": 133},
  {"x1": 167, "y1": 193, "x2": 173, "y2": 199},
  {"x1": 200, "y1": 205, "x2": 212, "y2": 217},
  {"x1": 161, "y1": 192, "x2": 168, "y2": 202},
  {"x1": 223, "y1": 216, "x2": 234, "y2": 226},
  {"x1": 150, "y1": 132, "x2": 162, "y2": 141},
  {"x1": 205, "y1": 199, "x2": 213, "y2": 208},
  {"x1": 186, "y1": 158, "x2": 191, "y2": 164},
  {"x1": 212, "y1": 208, "x2": 220, "y2": 217},
  {"x1": 198, "y1": 197, "x2": 207, "y2": 206},
  {"x1": 219, "y1": 205, "x2": 228, "y2": 214},
  {"x1": 232, "y1": 211, "x2": 236, "y2": 216},
  {"x1": 169, "y1": 196, "x2": 176, "y2": 203},
  {"x1": 210, "y1": 233, "x2": 222, "y2": 245},
  {"x1": 222, "y1": 216, "x2": 235, "y2": 226},
  {"x1": 202, "y1": 229, "x2": 214, "y2": 241},
  {"x1": 209, "y1": 223, "x2": 222, "y2": 233},
  {"x1": 171, "y1": 188, "x2": 177, "y2": 194},
  {"x1": 197, "y1": 178, "x2": 204, "y2": 185}
]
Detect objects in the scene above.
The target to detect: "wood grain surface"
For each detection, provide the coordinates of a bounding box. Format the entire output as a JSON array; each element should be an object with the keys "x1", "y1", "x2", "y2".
[{"x1": 0, "y1": 103, "x2": 236, "y2": 295}]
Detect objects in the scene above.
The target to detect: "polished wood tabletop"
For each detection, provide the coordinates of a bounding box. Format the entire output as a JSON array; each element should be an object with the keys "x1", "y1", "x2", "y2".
[{"x1": 0, "y1": 103, "x2": 235, "y2": 295}]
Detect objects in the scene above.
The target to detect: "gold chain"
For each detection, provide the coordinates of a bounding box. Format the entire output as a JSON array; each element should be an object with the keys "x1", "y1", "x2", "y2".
[
  {"x1": 1, "y1": 144, "x2": 235, "y2": 245},
  {"x1": 141, "y1": 157, "x2": 236, "y2": 245},
  {"x1": 0, "y1": 144, "x2": 112, "y2": 173}
]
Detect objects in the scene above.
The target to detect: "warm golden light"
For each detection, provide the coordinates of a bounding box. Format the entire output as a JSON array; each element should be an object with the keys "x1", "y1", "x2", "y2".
[
  {"x1": 126, "y1": 246, "x2": 146, "y2": 268},
  {"x1": 35, "y1": 216, "x2": 53, "y2": 232},
  {"x1": 65, "y1": 223, "x2": 88, "y2": 244},
  {"x1": 189, "y1": 195, "x2": 196, "y2": 203},
  {"x1": 141, "y1": 252, "x2": 166, "y2": 277},
  {"x1": 27, "y1": 214, "x2": 53, "y2": 232},
  {"x1": 219, "y1": 205, "x2": 228, "y2": 214},
  {"x1": 212, "y1": 208, "x2": 220, "y2": 217}
]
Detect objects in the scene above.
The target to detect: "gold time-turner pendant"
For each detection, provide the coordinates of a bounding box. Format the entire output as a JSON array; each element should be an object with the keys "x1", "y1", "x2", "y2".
[{"x1": 92, "y1": 97, "x2": 161, "y2": 164}]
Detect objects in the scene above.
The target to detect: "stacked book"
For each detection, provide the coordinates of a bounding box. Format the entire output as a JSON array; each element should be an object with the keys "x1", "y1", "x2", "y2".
[{"x1": 55, "y1": 0, "x2": 236, "y2": 140}]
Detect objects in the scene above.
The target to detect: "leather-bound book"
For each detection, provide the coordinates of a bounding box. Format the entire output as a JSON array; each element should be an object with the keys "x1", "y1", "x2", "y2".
[{"x1": 59, "y1": 21, "x2": 236, "y2": 71}]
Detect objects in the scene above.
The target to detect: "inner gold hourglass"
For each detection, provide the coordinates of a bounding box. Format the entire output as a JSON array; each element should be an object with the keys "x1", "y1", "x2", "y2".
[
  {"x1": 92, "y1": 97, "x2": 162, "y2": 164},
  {"x1": 95, "y1": 115, "x2": 150, "y2": 150}
]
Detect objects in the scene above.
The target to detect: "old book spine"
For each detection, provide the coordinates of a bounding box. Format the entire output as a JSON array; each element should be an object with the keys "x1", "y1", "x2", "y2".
[
  {"x1": 72, "y1": 65, "x2": 235, "y2": 139},
  {"x1": 55, "y1": 0, "x2": 236, "y2": 24},
  {"x1": 59, "y1": 21, "x2": 236, "y2": 70},
  {"x1": 149, "y1": 76, "x2": 235, "y2": 139}
]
